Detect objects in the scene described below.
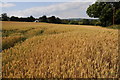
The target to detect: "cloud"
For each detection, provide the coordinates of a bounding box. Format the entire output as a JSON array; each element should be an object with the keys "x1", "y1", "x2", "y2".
[
  {"x1": 0, "y1": 3, "x2": 16, "y2": 8},
  {"x1": 8, "y1": 2, "x2": 92, "y2": 18},
  {"x1": 2, "y1": 0, "x2": 97, "y2": 2}
]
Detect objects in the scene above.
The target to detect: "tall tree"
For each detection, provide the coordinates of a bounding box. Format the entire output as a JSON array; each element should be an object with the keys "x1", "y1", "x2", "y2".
[
  {"x1": 1, "y1": 13, "x2": 9, "y2": 21},
  {"x1": 86, "y1": 1, "x2": 120, "y2": 27}
]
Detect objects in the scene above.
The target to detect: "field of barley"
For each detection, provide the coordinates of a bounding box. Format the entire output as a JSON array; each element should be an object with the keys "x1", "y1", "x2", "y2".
[{"x1": 1, "y1": 21, "x2": 119, "y2": 78}]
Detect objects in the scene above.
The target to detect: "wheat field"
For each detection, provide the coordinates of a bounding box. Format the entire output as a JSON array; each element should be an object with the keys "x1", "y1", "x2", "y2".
[{"x1": 1, "y1": 21, "x2": 119, "y2": 78}]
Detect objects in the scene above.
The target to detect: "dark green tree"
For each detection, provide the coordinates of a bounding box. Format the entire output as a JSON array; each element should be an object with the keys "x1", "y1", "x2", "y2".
[
  {"x1": 48, "y1": 16, "x2": 56, "y2": 23},
  {"x1": 0, "y1": 16, "x2": 2, "y2": 21},
  {"x1": 39, "y1": 15, "x2": 48, "y2": 22},
  {"x1": 10, "y1": 16, "x2": 19, "y2": 21},
  {"x1": 115, "y1": 9, "x2": 120, "y2": 24},
  {"x1": 56, "y1": 17, "x2": 62, "y2": 24},
  {"x1": 1, "y1": 13, "x2": 9, "y2": 21},
  {"x1": 87, "y1": 1, "x2": 120, "y2": 27},
  {"x1": 27, "y1": 16, "x2": 35, "y2": 22}
]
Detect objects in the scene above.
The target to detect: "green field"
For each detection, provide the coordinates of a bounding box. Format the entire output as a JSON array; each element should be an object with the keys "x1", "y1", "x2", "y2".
[{"x1": 1, "y1": 21, "x2": 119, "y2": 78}]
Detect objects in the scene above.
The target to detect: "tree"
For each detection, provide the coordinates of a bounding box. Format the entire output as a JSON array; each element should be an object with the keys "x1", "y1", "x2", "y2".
[
  {"x1": 56, "y1": 17, "x2": 62, "y2": 24},
  {"x1": 10, "y1": 16, "x2": 19, "y2": 21},
  {"x1": 115, "y1": 9, "x2": 120, "y2": 24},
  {"x1": 86, "y1": 1, "x2": 120, "y2": 27},
  {"x1": 39, "y1": 15, "x2": 48, "y2": 22},
  {"x1": 0, "y1": 15, "x2": 2, "y2": 21},
  {"x1": 27, "y1": 16, "x2": 35, "y2": 22},
  {"x1": 1, "y1": 13, "x2": 9, "y2": 21},
  {"x1": 48, "y1": 16, "x2": 56, "y2": 23}
]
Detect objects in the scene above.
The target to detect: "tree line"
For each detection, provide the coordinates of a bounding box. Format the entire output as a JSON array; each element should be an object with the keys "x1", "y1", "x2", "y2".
[
  {"x1": 0, "y1": 13, "x2": 62, "y2": 24},
  {"x1": 0, "y1": 13, "x2": 36, "y2": 22},
  {"x1": 0, "y1": 13, "x2": 100, "y2": 26}
]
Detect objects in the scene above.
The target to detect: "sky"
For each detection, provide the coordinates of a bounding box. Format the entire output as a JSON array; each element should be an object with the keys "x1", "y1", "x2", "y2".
[{"x1": 1, "y1": 1, "x2": 96, "y2": 19}]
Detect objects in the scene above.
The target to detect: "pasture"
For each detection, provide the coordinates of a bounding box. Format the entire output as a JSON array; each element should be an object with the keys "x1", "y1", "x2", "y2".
[{"x1": 1, "y1": 21, "x2": 119, "y2": 78}]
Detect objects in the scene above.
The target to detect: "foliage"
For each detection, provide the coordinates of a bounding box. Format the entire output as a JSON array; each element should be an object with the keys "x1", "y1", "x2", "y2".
[
  {"x1": 1, "y1": 13, "x2": 100, "y2": 26},
  {"x1": 56, "y1": 17, "x2": 62, "y2": 24},
  {"x1": 27, "y1": 16, "x2": 36, "y2": 22},
  {"x1": 1, "y1": 14, "x2": 35, "y2": 22},
  {"x1": 115, "y1": 9, "x2": 120, "y2": 24},
  {"x1": 39, "y1": 15, "x2": 48, "y2": 22},
  {"x1": 87, "y1": 1, "x2": 120, "y2": 27},
  {"x1": 18, "y1": 16, "x2": 35, "y2": 22},
  {"x1": 1, "y1": 13, "x2": 10, "y2": 21},
  {"x1": 47, "y1": 16, "x2": 61, "y2": 24},
  {"x1": 10, "y1": 16, "x2": 19, "y2": 21}
]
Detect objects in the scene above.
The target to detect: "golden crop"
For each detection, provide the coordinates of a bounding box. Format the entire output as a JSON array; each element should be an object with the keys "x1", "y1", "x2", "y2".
[{"x1": 1, "y1": 21, "x2": 119, "y2": 78}]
